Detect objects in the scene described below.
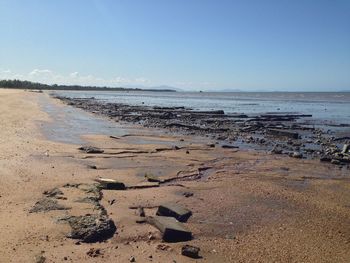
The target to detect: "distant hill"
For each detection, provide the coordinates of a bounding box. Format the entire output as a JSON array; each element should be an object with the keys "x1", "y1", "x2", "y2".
[{"x1": 0, "y1": 79, "x2": 177, "y2": 92}]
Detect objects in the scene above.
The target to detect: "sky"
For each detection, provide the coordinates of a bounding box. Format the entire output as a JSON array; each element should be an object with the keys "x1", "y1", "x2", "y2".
[{"x1": 0, "y1": 0, "x2": 349, "y2": 91}]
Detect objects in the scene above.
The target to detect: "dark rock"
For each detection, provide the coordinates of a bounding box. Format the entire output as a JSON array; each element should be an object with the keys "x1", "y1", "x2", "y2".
[
  {"x1": 86, "y1": 248, "x2": 103, "y2": 257},
  {"x1": 342, "y1": 144, "x2": 349, "y2": 154},
  {"x1": 64, "y1": 214, "x2": 116, "y2": 243},
  {"x1": 129, "y1": 256, "x2": 136, "y2": 262},
  {"x1": 331, "y1": 159, "x2": 341, "y2": 165},
  {"x1": 136, "y1": 206, "x2": 145, "y2": 217},
  {"x1": 221, "y1": 144, "x2": 239, "y2": 149},
  {"x1": 156, "y1": 203, "x2": 192, "y2": 222},
  {"x1": 267, "y1": 129, "x2": 299, "y2": 139},
  {"x1": 147, "y1": 216, "x2": 192, "y2": 242},
  {"x1": 145, "y1": 173, "x2": 163, "y2": 183},
  {"x1": 94, "y1": 178, "x2": 126, "y2": 190},
  {"x1": 290, "y1": 152, "x2": 303, "y2": 158},
  {"x1": 128, "y1": 182, "x2": 160, "y2": 189},
  {"x1": 320, "y1": 155, "x2": 332, "y2": 162},
  {"x1": 183, "y1": 192, "x2": 194, "y2": 198},
  {"x1": 75, "y1": 196, "x2": 100, "y2": 206},
  {"x1": 30, "y1": 198, "x2": 70, "y2": 213},
  {"x1": 35, "y1": 254, "x2": 46, "y2": 263},
  {"x1": 181, "y1": 245, "x2": 200, "y2": 259},
  {"x1": 43, "y1": 187, "x2": 63, "y2": 198},
  {"x1": 270, "y1": 147, "x2": 283, "y2": 154},
  {"x1": 135, "y1": 217, "x2": 147, "y2": 224},
  {"x1": 78, "y1": 146, "x2": 104, "y2": 154},
  {"x1": 207, "y1": 143, "x2": 215, "y2": 148}
]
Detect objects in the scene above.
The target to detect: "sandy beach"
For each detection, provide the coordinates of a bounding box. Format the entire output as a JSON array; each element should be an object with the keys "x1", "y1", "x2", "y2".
[{"x1": 0, "y1": 89, "x2": 350, "y2": 263}]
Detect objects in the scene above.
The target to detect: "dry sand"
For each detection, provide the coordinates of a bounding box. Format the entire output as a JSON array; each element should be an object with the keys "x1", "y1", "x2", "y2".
[{"x1": 0, "y1": 89, "x2": 349, "y2": 263}]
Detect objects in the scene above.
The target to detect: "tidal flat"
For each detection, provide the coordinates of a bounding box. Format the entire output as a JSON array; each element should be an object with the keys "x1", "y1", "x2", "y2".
[{"x1": 0, "y1": 89, "x2": 349, "y2": 262}]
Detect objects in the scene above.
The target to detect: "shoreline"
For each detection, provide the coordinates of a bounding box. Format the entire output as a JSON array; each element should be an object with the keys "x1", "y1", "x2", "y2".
[
  {"x1": 54, "y1": 94, "x2": 350, "y2": 167},
  {"x1": 0, "y1": 89, "x2": 350, "y2": 262}
]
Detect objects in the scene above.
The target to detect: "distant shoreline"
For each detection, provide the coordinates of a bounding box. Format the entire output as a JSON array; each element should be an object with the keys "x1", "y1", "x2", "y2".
[{"x1": 0, "y1": 79, "x2": 177, "y2": 92}]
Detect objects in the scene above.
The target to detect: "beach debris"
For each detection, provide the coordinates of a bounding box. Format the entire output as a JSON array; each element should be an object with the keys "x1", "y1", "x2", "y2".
[
  {"x1": 156, "y1": 203, "x2": 192, "y2": 222},
  {"x1": 94, "y1": 178, "x2": 126, "y2": 190},
  {"x1": 78, "y1": 146, "x2": 104, "y2": 154},
  {"x1": 30, "y1": 197, "x2": 70, "y2": 213},
  {"x1": 63, "y1": 214, "x2": 116, "y2": 243},
  {"x1": 145, "y1": 173, "x2": 164, "y2": 183},
  {"x1": 147, "y1": 216, "x2": 192, "y2": 242},
  {"x1": 181, "y1": 245, "x2": 200, "y2": 258}
]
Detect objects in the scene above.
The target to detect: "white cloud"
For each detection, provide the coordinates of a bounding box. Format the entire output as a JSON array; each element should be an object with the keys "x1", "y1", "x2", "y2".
[
  {"x1": 29, "y1": 69, "x2": 53, "y2": 76},
  {"x1": 69, "y1": 72, "x2": 79, "y2": 78}
]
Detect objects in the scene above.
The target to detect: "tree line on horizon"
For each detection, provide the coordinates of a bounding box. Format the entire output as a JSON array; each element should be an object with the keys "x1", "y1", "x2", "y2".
[{"x1": 0, "y1": 79, "x2": 175, "y2": 92}]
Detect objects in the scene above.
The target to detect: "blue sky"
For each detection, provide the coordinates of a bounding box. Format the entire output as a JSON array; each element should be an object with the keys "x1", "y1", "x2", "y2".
[{"x1": 0, "y1": 0, "x2": 349, "y2": 91}]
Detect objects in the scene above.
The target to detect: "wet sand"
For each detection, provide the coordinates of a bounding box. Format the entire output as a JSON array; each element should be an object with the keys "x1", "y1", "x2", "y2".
[{"x1": 0, "y1": 89, "x2": 349, "y2": 262}]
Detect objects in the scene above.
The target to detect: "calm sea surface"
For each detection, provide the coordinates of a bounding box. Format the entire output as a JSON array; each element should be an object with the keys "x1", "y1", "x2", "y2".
[{"x1": 53, "y1": 91, "x2": 350, "y2": 125}]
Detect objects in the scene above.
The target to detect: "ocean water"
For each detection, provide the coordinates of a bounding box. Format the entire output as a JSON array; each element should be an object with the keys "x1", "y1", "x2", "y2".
[{"x1": 52, "y1": 91, "x2": 350, "y2": 125}]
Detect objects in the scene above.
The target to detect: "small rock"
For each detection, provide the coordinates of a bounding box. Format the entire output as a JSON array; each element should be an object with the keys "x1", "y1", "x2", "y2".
[
  {"x1": 290, "y1": 152, "x2": 302, "y2": 158},
  {"x1": 221, "y1": 144, "x2": 239, "y2": 149},
  {"x1": 320, "y1": 155, "x2": 332, "y2": 162},
  {"x1": 145, "y1": 173, "x2": 163, "y2": 183},
  {"x1": 342, "y1": 144, "x2": 349, "y2": 154},
  {"x1": 331, "y1": 159, "x2": 341, "y2": 165},
  {"x1": 270, "y1": 147, "x2": 283, "y2": 154},
  {"x1": 129, "y1": 256, "x2": 136, "y2": 262},
  {"x1": 181, "y1": 245, "x2": 200, "y2": 258},
  {"x1": 86, "y1": 248, "x2": 102, "y2": 257},
  {"x1": 78, "y1": 146, "x2": 104, "y2": 154},
  {"x1": 35, "y1": 255, "x2": 46, "y2": 263},
  {"x1": 136, "y1": 206, "x2": 145, "y2": 217},
  {"x1": 183, "y1": 192, "x2": 194, "y2": 198},
  {"x1": 156, "y1": 243, "x2": 171, "y2": 251},
  {"x1": 94, "y1": 178, "x2": 126, "y2": 190}
]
